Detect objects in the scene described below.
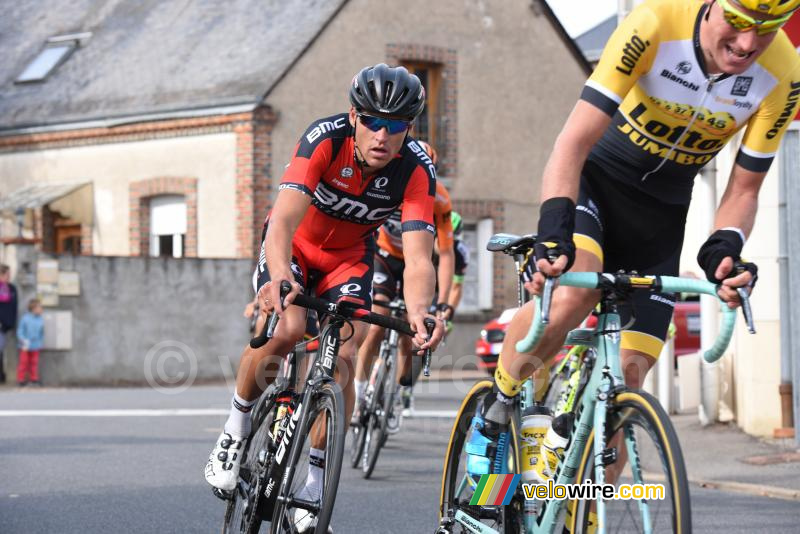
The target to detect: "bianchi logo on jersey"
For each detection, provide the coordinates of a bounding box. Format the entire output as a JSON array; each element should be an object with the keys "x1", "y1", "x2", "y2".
[
  {"x1": 659, "y1": 69, "x2": 699, "y2": 92},
  {"x1": 731, "y1": 76, "x2": 753, "y2": 97},
  {"x1": 676, "y1": 61, "x2": 692, "y2": 75},
  {"x1": 341, "y1": 167, "x2": 354, "y2": 178}
]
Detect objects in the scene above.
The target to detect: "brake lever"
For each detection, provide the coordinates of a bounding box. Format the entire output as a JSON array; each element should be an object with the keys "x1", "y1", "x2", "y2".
[
  {"x1": 541, "y1": 277, "x2": 555, "y2": 325},
  {"x1": 422, "y1": 318, "x2": 436, "y2": 377},
  {"x1": 249, "y1": 281, "x2": 292, "y2": 349},
  {"x1": 736, "y1": 287, "x2": 756, "y2": 334},
  {"x1": 540, "y1": 251, "x2": 560, "y2": 324}
]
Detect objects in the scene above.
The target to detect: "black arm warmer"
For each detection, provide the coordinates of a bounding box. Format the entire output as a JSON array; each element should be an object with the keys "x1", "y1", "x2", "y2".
[{"x1": 535, "y1": 197, "x2": 577, "y2": 271}]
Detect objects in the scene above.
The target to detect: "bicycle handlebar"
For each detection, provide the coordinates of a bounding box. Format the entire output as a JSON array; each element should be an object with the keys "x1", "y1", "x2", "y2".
[
  {"x1": 515, "y1": 273, "x2": 744, "y2": 363},
  {"x1": 250, "y1": 283, "x2": 436, "y2": 373}
]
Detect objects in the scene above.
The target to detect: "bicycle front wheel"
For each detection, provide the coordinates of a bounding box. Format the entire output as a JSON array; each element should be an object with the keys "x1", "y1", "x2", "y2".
[
  {"x1": 439, "y1": 380, "x2": 521, "y2": 533},
  {"x1": 570, "y1": 389, "x2": 691, "y2": 534},
  {"x1": 223, "y1": 392, "x2": 276, "y2": 534},
  {"x1": 269, "y1": 382, "x2": 345, "y2": 534}
]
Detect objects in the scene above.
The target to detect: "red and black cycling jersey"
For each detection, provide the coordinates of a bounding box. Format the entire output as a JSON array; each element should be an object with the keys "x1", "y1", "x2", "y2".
[{"x1": 274, "y1": 113, "x2": 436, "y2": 249}]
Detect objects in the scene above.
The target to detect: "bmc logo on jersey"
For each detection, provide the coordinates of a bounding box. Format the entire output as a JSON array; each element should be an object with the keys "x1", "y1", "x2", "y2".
[
  {"x1": 306, "y1": 117, "x2": 347, "y2": 144},
  {"x1": 408, "y1": 141, "x2": 437, "y2": 177},
  {"x1": 313, "y1": 182, "x2": 396, "y2": 222}
]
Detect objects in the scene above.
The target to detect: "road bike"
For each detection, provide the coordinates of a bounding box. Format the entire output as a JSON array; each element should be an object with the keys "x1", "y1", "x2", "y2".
[
  {"x1": 220, "y1": 282, "x2": 430, "y2": 533},
  {"x1": 349, "y1": 297, "x2": 432, "y2": 478},
  {"x1": 438, "y1": 233, "x2": 754, "y2": 534}
]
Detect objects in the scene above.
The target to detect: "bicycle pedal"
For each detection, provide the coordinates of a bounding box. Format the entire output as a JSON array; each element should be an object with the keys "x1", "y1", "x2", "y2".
[
  {"x1": 600, "y1": 447, "x2": 618, "y2": 466},
  {"x1": 212, "y1": 487, "x2": 233, "y2": 502}
]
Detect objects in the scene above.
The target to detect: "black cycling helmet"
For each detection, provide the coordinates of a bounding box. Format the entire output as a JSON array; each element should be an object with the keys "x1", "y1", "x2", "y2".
[{"x1": 349, "y1": 63, "x2": 425, "y2": 120}]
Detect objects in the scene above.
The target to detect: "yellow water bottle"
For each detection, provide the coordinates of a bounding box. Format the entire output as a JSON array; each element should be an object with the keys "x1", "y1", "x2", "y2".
[{"x1": 520, "y1": 404, "x2": 552, "y2": 483}]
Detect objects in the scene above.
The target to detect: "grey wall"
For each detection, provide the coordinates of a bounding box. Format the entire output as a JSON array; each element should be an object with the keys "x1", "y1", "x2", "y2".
[{"x1": 10, "y1": 252, "x2": 253, "y2": 386}]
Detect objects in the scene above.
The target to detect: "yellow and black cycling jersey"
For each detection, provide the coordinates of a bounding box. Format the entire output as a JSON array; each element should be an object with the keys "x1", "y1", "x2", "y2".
[{"x1": 581, "y1": 0, "x2": 800, "y2": 205}]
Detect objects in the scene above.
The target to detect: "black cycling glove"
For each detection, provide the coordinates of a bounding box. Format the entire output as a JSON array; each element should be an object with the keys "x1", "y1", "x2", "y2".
[
  {"x1": 697, "y1": 229, "x2": 758, "y2": 286},
  {"x1": 534, "y1": 197, "x2": 576, "y2": 271}
]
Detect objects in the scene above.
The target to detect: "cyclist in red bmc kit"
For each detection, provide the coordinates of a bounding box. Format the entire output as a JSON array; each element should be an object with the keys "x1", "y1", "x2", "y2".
[{"x1": 205, "y1": 64, "x2": 444, "y2": 516}]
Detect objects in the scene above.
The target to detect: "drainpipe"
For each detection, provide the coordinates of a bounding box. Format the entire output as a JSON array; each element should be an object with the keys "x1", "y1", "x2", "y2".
[
  {"x1": 780, "y1": 129, "x2": 800, "y2": 447},
  {"x1": 778, "y1": 138, "x2": 795, "y2": 436},
  {"x1": 699, "y1": 159, "x2": 720, "y2": 426}
]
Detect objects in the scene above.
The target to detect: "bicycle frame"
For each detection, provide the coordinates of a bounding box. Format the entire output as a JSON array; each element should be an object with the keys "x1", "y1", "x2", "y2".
[
  {"x1": 518, "y1": 309, "x2": 625, "y2": 533},
  {"x1": 263, "y1": 317, "x2": 342, "y2": 514},
  {"x1": 512, "y1": 272, "x2": 740, "y2": 534}
]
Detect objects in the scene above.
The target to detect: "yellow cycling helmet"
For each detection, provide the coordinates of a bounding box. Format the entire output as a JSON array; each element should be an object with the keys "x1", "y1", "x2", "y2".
[{"x1": 736, "y1": 0, "x2": 800, "y2": 16}]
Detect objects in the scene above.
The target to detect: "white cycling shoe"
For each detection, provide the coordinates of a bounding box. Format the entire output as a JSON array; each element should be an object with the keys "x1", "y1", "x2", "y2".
[
  {"x1": 293, "y1": 485, "x2": 333, "y2": 533},
  {"x1": 204, "y1": 431, "x2": 246, "y2": 492}
]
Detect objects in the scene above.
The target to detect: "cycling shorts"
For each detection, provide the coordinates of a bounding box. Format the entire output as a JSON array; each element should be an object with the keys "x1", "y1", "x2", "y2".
[
  {"x1": 254, "y1": 226, "x2": 375, "y2": 311},
  {"x1": 373, "y1": 248, "x2": 405, "y2": 301},
  {"x1": 574, "y1": 165, "x2": 688, "y2": 359},
  {"x1": 454, "y1": 239, "x2": 469, "y2": 283}
]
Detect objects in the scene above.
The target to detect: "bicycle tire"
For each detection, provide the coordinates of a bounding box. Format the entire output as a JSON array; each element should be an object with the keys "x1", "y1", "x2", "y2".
[
  {"x1": 362, "y1": 345, "x2": 397, "y2": 478},
  {"x1": 439, "y1": 380, "x2": 522, "y2": 533},
  {"x1": 348, "y1": 417, "x2": 367, "y2": 469},
  {"x1": 222, "y1": 392, "x2": 277, "y2": 534},
  {"x1": 269, "y1": 382, "x2": 345, "y2": 534},
  {"x1": 569, "y1": 389, "x2": 691, "y2": 534}
]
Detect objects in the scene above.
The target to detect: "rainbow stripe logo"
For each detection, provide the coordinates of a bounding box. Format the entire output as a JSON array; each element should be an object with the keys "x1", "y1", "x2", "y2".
[{"x1": 469, "y1": 474, "x2": 521, "y2": 506}]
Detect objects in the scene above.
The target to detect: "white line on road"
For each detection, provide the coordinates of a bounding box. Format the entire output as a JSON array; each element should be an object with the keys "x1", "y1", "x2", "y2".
[
  {"x1": 0, "y1": 408, "x2": 459, "y2": 418},
  {"x1": 0, "y1": 409, "x2": 230, "y2": 417}
]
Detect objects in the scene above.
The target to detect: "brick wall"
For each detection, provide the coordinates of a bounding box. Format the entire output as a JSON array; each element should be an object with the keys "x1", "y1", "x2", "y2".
[
  {"x1": 235, "y1": 107, "x2": 277, "y2": 258},
  {"x1": 386, "y1": 44, "x2": 458, "y2": 179},
  {"x1": 129, "y1": 177, "x2": 198, "y2": 257}
]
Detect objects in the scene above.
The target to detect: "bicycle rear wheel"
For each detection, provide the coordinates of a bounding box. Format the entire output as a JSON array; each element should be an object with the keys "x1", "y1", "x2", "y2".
[
  {"x1": 362, "y1": 346, "x2": 397, "y2": 479},
  {"x1": 269, "y1": 382, "x2": 345, "y2": 534},
  {"x1": 439, "y1": 380, "x2": 522, "y2": 533},
  {"x1": 223, "y1": 392, "x2": 276, "y2": 534},
  {"x1": 569, "y1": 389, "x2": 691, "y2": 534}
]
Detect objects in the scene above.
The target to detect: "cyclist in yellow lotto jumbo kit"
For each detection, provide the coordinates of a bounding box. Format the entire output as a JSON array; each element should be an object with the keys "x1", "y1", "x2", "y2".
[{"x1": 467, "y1": 0, "x2": 800, "y2": 476}]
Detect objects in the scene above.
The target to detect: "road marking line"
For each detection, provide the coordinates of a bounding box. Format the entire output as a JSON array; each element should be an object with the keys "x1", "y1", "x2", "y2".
[
  {"x1": 0, "y1": 408, "x2": 459, "y2": 418},
  {"x1": 407, "y1": 409, "x2": 458, "y2": 418},
  {"x1": 0, "y1": 409, "x2": 229, "y2": 417}
]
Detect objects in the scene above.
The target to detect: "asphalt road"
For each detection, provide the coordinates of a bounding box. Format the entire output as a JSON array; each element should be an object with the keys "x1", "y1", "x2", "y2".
[{"x1": 2, "y1": 380, "x2": 798, "y2": 533}]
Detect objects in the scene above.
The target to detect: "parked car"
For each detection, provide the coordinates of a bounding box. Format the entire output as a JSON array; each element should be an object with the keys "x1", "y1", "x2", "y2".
[{"x1": 475, "y1": 295, "x2": 701, "y2": 375}]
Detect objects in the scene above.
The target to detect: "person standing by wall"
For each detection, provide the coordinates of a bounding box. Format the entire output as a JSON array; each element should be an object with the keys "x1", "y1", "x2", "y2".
[
  {"x1": 16, "y1": 298, "x2": 44, "y2": 387},
  {"x1": 0, "y1": 264, "x2": 19, "y2": 384}
]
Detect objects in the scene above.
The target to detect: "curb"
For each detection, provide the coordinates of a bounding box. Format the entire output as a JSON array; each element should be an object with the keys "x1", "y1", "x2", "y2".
[
  {"x1": 690, "y1": 477, "x2": 800, "y2": 502},
  {"x1": 645, "y1": 470, "x2": 800, "y2": 502}
]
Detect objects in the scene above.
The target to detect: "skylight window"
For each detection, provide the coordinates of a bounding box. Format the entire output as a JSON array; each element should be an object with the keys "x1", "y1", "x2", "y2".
[{"x1": 15, "y1": 32, "x2": 90, "y2": 84}]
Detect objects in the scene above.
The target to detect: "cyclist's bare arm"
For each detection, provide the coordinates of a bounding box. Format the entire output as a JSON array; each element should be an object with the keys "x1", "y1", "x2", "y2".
[
  {"x1": 710, "y1": 163, "x2": 766, "y2": 304},
  {"x1": 402, "y1": 229, "x2": 443, "y2": 349},
  {"x1": 529, "y1": 100, "x2": 613, "y2": 292},
  {"x1": 263, "y1": 188, "x2": 311, "y2": 312},
  {"x1": 436, "y1": 244, "x2": 455, "y2": 312}
]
